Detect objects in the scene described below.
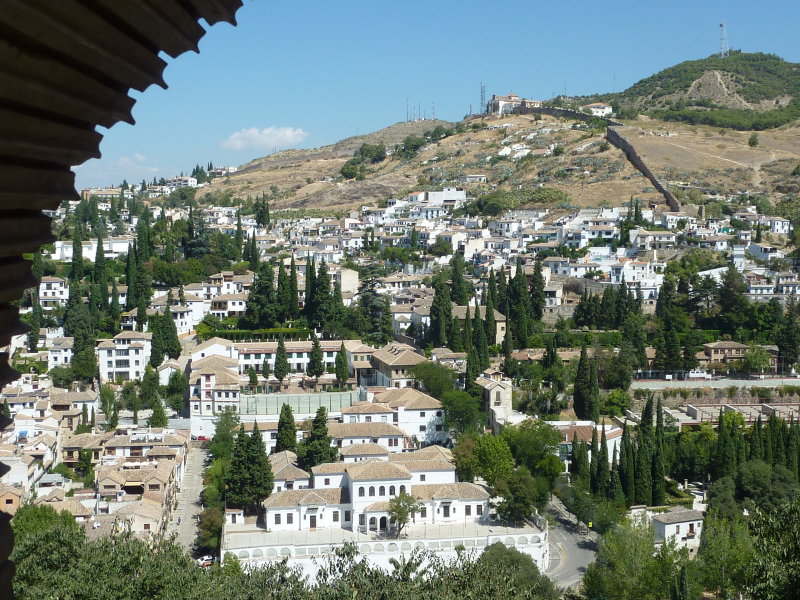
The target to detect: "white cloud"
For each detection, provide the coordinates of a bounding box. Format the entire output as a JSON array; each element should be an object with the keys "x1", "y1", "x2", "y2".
[{"x1": 221, "y1": 126, "x2": 309, "y2": 151}]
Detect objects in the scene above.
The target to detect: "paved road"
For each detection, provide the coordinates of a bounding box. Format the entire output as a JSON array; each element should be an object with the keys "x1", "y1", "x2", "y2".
[
  {"x1": 165, "y1": 446, "x2": 207, "y2": 553},
  {"x1": 631, "y1": 376, "x2": 799, "y2": 390},
  {"x1": 545, "y1": 497, "x2": 598, "y2": 589}
]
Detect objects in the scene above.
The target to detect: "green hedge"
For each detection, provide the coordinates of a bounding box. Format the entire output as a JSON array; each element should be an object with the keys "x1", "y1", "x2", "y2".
[{"x1": 198, "y1": 328, "x2": 311, "y2": 342}]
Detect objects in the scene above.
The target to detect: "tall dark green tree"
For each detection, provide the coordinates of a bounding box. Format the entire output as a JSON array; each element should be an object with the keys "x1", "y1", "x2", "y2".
[
  {"x1": 245, "y1": 422, "x2": 274, "y2": 512},
  {"x1": 430, "y1": 281, "x2": 453, "y2": 348},
  {"x1": 70, "y1": 225, "x2": 84, "y2": 282},
  {"x1": 529, "y1": 257, "x2": 545, "y2": 322},
  {"x1": 275, "y1": 403, "x2": 297, "y2": 453},
  {"x1": 573, "y1": 344, "x2": 591, "y2": 419},
  {"x1": 288, "y1": 256, "x2": 299, "y2": 319},
  {"x1": 296, "y1": 407, "x2": 338, "y2": 470},
  {"x1": 335, "y1": 342, "x2": 349, "y2": 388},
  {"x1": 274, "y1": 336, "x2": 290, "y2": 384},
  {"x1": 234, "y1": 211, "x2": 243, "y2": 261},
  {"x1": 307, "y1": 332, "x2": 325, "y2": 383},
  {"x1": 450, "y1": 252, "x2": 470, "y2": 305}
]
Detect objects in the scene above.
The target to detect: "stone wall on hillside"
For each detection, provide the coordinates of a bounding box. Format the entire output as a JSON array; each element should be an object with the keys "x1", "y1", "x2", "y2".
[{"x1": 605, "y1": 127, "x2": 680, "y2": 211}]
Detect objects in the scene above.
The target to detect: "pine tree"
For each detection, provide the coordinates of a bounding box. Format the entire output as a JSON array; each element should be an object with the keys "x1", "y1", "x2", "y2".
[
  {"x1": 307, "y1": 332, "x2": 324, "y2": 383},
  {"x1": 335, "y1": 342, "x2": 349, "y2": 388},
  {"x1": 245, "y1": 421, "x2": 274, "y2": 511},
  {"x1": 276, "y1": 403, "x2": 297, "y2": 452},
  {"x1": 274, "y1": 336, "x2": 290, "y2": 384}
]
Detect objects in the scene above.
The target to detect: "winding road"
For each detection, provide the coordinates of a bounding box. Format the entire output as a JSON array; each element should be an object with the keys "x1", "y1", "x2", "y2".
[{"x1": 545, "y1": 497, "x2": 598, "y2": 589}]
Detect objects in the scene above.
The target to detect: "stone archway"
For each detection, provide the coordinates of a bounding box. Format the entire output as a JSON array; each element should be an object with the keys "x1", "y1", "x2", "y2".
[{"x1": 0, "y1": 3, "x2": 245, "y2": 597}]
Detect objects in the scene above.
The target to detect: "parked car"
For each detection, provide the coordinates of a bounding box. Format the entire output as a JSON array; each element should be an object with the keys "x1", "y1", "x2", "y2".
[
  {"x1": 196, "y1": 555, "x2": 215, "y2": 568},
  {"x1": 196, "y1": 435, "x2": 210, "y2": 441}
]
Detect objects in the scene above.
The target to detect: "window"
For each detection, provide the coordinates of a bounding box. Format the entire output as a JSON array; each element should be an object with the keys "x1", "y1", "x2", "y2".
[
  {"x1": 676, "y1": 525, "x2": 680, "y2": 534},
  {"x1": 287, "y1": 513, "x2": 293, "y2": 524},
  {"x1": 477, "y1": 505, "x2": 483, "y2": 515},
  {"x1": 419, "y1": 411, "x2": 426, "y2": 417},
  {"x1": 465, "y1": 505, "x2": 472, "y2": 516},
  {"x1": 345, "y1": 510, "x2": 351, "y2": 522},
  {"x1": 400, "y1": 485, "x2": 406, "y2": 494},
  {"x1": 359, "y1": 487, "x2": 365, "y2": 497},
  {"x1": 148, "y1": 484, "x2": 159, "y2": 491},
  {"x1": 333, "y1": 511, "x2": 339, "y2": 522},
  {"x1": 270, "y1": 433, "x2": 277, "y2": 440},
  {"x1": 369, "y1": 486, "x2": 375, "y2": 497},
  {"x1": 324, "y1": 478, "x2": 330, "y2": 486},
  {"x1": 365, "y1": 416, "x2": 372, "y2": 423},
  {"x1": 372, "y1": 438, "x2": 378, "y2": 444},
  {"x1": 389, "y1": 486, "x2": 395, "y2": 496},
  {"x1": 435, "y1": 424, "x2": 443, "y2": 432},
  {"x1": 275, "y1": 514, "x2": 281, "y2": 525},
  {"x1": 193, "y1": 404, "x2": 199, "y2": 411},
  {"x1": 420, "y1": 507, "x2": 427, "y2": 518},
  {"x1": 359, "y1": 514, "x2": 365, "y2": 526},
  {"x1": 143, "y1": 523, "x2": 150, "y2": 530},
  {"x1": 419, "y1": 425, "x2": 426, "y2": 432},
  {"x1": 379, "y1": 486, "x2": 385, "y2": 496},
  {"x1": 436, "y1": 411, "x2": 442, "y2": 417},
  {"x1": 5, "y1": 499, "x2": 13, "y2": 505},
  {"x1": 420, "y1": 474, "x2": 426, "y2": 482}
]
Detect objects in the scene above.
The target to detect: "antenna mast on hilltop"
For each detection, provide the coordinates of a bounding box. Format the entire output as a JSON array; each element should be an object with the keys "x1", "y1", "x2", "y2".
[
  {"x1": 480, "y1": 82, "x2": 486, "y2": 115},
  {"x1": 719, "y1": 22, "x2": 729, "y2": 58}
]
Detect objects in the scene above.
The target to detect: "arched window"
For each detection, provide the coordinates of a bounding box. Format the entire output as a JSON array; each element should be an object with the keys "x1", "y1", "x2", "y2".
[
  {"x1": 359, "y1": 487, "x2": 365, "y2": 497},
  {"x1": 400, "y1": 485, "x2": 406, "y2": 494},
  {"x1": 389, "y1": 485, "x2": 395, "y2": 496},
  {"x1": 379, "y1": 486, "x2": 385, "y2": 496},
  {"x1": 369, "y1": 486, "x2": 375, "y2": 497}
]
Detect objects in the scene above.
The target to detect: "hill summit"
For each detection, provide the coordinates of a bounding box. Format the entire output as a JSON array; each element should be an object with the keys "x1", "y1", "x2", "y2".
[{"x1": 594, "y1": 51, "x2": 800, "y2": 129}]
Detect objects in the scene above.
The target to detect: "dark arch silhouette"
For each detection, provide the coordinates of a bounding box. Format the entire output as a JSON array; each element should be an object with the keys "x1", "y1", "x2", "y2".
[{"x1": 0, "y1": 2, "x2": 245, "y2": 595}]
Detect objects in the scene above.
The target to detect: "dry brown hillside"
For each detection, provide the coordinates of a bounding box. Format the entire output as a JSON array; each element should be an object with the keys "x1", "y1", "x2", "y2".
[{"x1": 198, "y1": 113, "x2": 800, "y2": 214}]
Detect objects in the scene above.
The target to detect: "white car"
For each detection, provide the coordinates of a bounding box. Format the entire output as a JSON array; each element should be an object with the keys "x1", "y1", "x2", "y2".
[{"x1": 196, "y1": 555, "x2": 215, "y2": 568}]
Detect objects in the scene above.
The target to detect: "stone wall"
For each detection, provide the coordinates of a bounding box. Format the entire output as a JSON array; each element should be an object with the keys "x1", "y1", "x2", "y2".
[{"x1": 605, "y1": 127, "x2": 680, "y2": 211}]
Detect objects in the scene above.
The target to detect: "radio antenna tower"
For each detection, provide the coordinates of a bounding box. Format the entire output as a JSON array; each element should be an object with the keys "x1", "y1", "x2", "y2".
[
  {"x1": 480, "y1": 82, "x2": 486, "y2": 115},
  {"x1": 719, "y1": 22, "x2": 729, "y2": 58}
]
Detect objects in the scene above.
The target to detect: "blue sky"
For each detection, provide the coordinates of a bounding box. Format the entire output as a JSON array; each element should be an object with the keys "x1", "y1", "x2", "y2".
[{"x1": 75, "y1": 0, "x2": 800, "y2": 189}]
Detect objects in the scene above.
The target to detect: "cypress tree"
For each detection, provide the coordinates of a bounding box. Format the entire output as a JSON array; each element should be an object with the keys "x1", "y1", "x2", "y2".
[
  {"x1": 27, "y1": 300, "x2": 42, "y2": 352},
  {"x1": 307, "y1": 332, "x2": 324, "y2": 383},
  {"x1": 161, "y1": 311, "x2": 181, "y2": 359},
  {"x1": 148, "y1": 396, "x2": 168, "y2": 428},
  {"x1": 651, "y1": 440, "x2": 666, "y2": 506},
  {"x1": 574, "y1": 440, "x2": 590, "y2": 490},
  {"x1": 149, "y1": 315, "x2": 164, "y2": 367},
  {"x1": 246, "y1": 420, "x2": 275, "y2": 511},
  {"x1": 303, "y1": 257, "x2": 317, "y2": 320},
  {"x1": 587, "y1": 361, "x2": 600, "y2": 423},
  {"x1": 634, "y1": 440, "x2": 653, "y2": 506},
  {"x1": 335, "y1": 342, "x2": 349, "y2": 388},
  {"x1": 620, "y1": 426, "x2": 635, "y2": 505},
  {"x1": 589, "y1": 427, "x2": 599, "y2": 495},
  {"x1": 234, "y1": 211, "x2": 243, "y2": 261},
  {"x1": 597, "y1": 425, "x2": 610, "y2": 497},
  {"x1": 71, "y1": 226, "x2": 84, "y2": 283},
  {"x1": 450, "y1": 252, "x2": 470, "y2": 305},
  {"x1": 430, "y1": 282, "x2": 452, "y2": 348},
  {"x1": 608, "y1": 448, "x2": 625, "y2": 503},
  {"x1": 136, "y1": 292, "x2": 148, "y2": 332},
  {"x1": 225, "y1": 427, "x2": 252, "y2": 510},
  {"x1": 313, "y1": 259, "x2": 332, "y2": 326},
  {"x1": 288, "y1": 256, "x2": 299, "y2": 319},
  {"x1": 462, "y1": 304, "x2": 473, "y2": 352},
  {"x1": 274, "y1": 336, "x2": 290, "y2": 384},
  {"x1": 573, "y1": 344, "x2": 590, "y2": 419},
  {"x1": 473, "y1": 310, "x2": 489, "y2": 371},
  {"x1": 275, "y1": 263, "x2": 290, "y2": 322},
  {"x1": 110, "y1": 279, "x2": 121, "y2": 324},
  {"x1": 569, "y1": 431, "x2": 581, "y2": 474},
  {"x1": 529, "y1": 257, "x2": 545, "y2": 322},
  {"x1": 750, "y1": 415, "x2": 764, "y2": 460},
  {"x1": 487, "y1": 270, "x2": 498, "y2": 310},
  {"x1": 449, "y1": 317, "x2": 463, "y2": 352},
  {"x1": 125, "y1": 242, "x2": 138, "y2": 310},
  {"x1": 484, "y1": 286, "x2": 496, "y2": 347},
  {"x1": 276, "y1": 403, "x2": 297, "y2": 452},
  {"x1": 496, "y1": 269, "x2": 508, "y2": 314}
]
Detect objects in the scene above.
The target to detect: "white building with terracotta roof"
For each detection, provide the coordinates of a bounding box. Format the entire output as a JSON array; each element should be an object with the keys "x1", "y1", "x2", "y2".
[{"x1": 97, "y1": 330, "x2": 152, "y2": 383}]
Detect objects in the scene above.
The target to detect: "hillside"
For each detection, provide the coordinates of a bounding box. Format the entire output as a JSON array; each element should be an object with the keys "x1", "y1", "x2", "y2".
[
  {"x1": 198, "y1": 114, "x2": 664, "y2": 213},
  {"x1": 195, "y1": 109, "x2": 800, "y2": 214},
  {"x1": 584, "y1": 52, "x2": 800, "y2": 129}
]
